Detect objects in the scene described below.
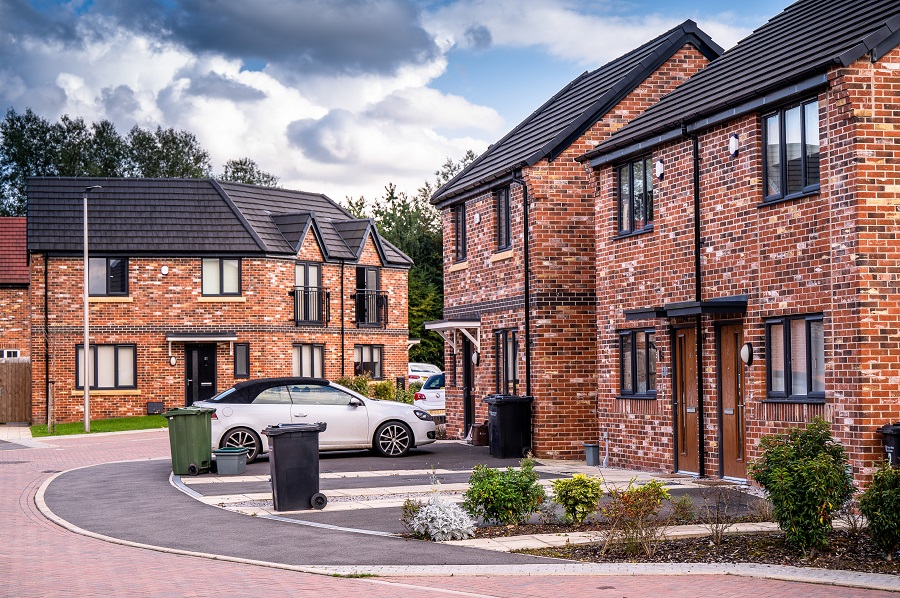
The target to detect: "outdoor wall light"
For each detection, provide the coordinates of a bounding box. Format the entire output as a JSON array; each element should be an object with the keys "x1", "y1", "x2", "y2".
[
  {"x1": 161, "y1": 265, "x2": 169, "y2": 275},
  {"x1": 169, "y1": 356, "x2": 177, "y2": 367},
  {"x1": 740, "y1": 342, "x2": 753, "y2": 366},
  {"x1": 728, "y1": 133, "x2": 740, "y2": 158},
  {"x1": 655, "y1": 158, "x2": 664, "y2": 181},
  {"x1": 473, "y1": 213, "x2": 481, "y2": 224}
]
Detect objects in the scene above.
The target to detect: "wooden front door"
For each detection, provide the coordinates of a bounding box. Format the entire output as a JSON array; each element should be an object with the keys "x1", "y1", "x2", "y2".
[
  {"x1": 718, "y1": 324, "x2": 747, "y2": 479},
  {"x1": 674, "y1": 326, "x2": 700, "y2": 474},
  {"x1": 185, "y1": 344, "x2": 217, "y2": 406}
]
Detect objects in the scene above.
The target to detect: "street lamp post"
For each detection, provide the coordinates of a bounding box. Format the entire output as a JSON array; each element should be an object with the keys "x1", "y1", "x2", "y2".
[{"x1": 83, "y1": 185, "x2": 101, "y2": 433}]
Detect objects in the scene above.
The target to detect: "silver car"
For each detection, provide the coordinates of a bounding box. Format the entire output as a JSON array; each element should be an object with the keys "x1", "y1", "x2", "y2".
[{"x1": 195, "y1": 377, "x2": 436, "y2": 462}]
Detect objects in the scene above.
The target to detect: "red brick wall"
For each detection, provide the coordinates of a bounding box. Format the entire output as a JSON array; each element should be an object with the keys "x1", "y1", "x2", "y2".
[
  {"x1": 30, "y1": 231, "x2": 410, "y2": 424},
  {"x1": 440, "y1": 45, "x2": 712, "y2": 456},
  {"x1": 0, "y1": 287, "x2": 29, "y2": 356},
  {"x1": 591, "y1": 46, "x2": 900, "y2": 483}
]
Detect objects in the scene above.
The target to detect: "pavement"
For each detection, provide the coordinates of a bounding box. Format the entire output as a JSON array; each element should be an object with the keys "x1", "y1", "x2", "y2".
[{"x1": 2, "y1": 423, "x2": 898, "y2": 597}]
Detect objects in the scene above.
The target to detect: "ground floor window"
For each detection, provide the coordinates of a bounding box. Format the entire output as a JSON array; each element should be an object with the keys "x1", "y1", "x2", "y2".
[
  {"x1": 354, "y1": 344, "x2": 383, "y2": 379},
  {"x1": 234, "y1": 343, "x2": 250, "y2": 378},
  {"x1": 494, "y1": 329, "x2": 518, "y2": 394},
  {"x1": 619, "y1": 329, "x2": 656, "y2": 396},
  {"x1": 766, "y1": 314, "x2": 824, "y2": 401},
  {"x1": 76, "y1": 344, "x2": 137, "y2": 389},
  {"x1": 293, "y1": 344, "x2": 324, "y2": 378},
  {"x1": 1, "y1": 349, "x2": 20, "y2": 358}
]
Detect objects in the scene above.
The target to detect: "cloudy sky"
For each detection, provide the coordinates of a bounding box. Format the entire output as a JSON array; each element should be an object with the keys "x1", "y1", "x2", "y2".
[{"x1": 1, "y1": 0, "x2": 789, "y2": 202}]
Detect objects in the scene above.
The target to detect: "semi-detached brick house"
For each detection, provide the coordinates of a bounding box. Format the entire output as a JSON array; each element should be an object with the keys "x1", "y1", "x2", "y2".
[
  {"x1": 428, "y1": 21, "x2": 722, "y2": 457},
  {"x1": 578, "y1": 0, "x2": 900, "y2": 484},
  {"x1": 27, "y1": 178, "x2": 411, "y2": 425},
  {"x1": 0, "y1": 217, "x2": 29, "y2": 358}
]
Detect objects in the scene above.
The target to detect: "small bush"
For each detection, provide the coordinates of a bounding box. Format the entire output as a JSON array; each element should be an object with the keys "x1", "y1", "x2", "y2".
[
  {"x1": 409, "y1": 381, "x2": 423, "y2": 393},
  {"x1": 698, "y1": 485, "x2": 744, "y2": 545},
  {"x1": 669, "y1": 494, "x2": 695, "y2": 525},
  {"x1": 748, "y1": 418, "x2": 855, "y2": 556},
  {"x1": 551, "y1": 474, "x2": 604, "y2": 524},
  {"x1": 335, "y1": 374, "x2": 370, "y2": 396},
  {"x1": 411, "y1": 493, "x2": 476, "y2": 541},
  {"x1": 601, "y1": 479, "x2": 671, "y2": 556},
  {"x1": 370, "y1": 380, "x2": 395, "y2": 401},
  {"x1": 462, "y1": 458, "x2": 545, "y2": 525},
  {"x1": 394, "y1": 386, "x2": 416, "y2": 404},
  {"x1": 400, "y1": 498, "x2": 423, "y2": 536},
  {"x1": 859, "y1": 461, "x2": 900, "y2": 562}
]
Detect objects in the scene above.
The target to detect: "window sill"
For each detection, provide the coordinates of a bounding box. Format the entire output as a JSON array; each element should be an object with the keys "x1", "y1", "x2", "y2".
[
  {"x1": 490, "y1": 249, "x2": 514, "y2": 263},
  {"x1": 758, "y1": 188, "x2": 820, "y2": 208},
  {"x1": 615, "y1": 394, "x2": 658, "y2": 400},
  {"x1": 448, "y1": 261, "x2": 469, "y2": 273},
  {"x1": 762, "y1": 397, "x2": 825, "y2": 405},
  {"x1": 614, "y1": 225, "x2": 654, "y2": 241},
  {"x1": 89, "y1": 296, "x2": 133, "y2": 303},
  {"x1": 71, "y1": 389, "x2": 141, "y2": 396},
  {"x1": 197, "y1": 296, "x2": 246, "y2": 303}
]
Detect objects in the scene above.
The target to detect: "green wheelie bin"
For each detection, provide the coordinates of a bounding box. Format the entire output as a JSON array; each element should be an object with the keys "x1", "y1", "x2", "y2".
[{"x1": 163, "y1": 407, "x2": 215, "y2": 475}]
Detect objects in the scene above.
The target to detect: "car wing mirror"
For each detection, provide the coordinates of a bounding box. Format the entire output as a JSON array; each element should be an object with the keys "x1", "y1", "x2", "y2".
[{"x1": 349, "y1": 397, "x2": 364, "y2": 407}]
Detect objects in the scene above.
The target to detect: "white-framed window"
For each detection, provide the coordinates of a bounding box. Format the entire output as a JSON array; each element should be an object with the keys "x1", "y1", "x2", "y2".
[
  {"x1": 76, "y1": 344, "x2": 137, "y2": 390},
  {"x1": 1, "y1": 349, "x2": 20, "y2": 358},
  {"x1": 292, "y1": 344, "x2": 324, "y2": 378},
  {"x1": 202, "y1": 258, "x2": 240, "y2": 295}
]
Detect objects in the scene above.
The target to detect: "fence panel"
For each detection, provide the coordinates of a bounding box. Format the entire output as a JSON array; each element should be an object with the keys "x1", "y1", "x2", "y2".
[{"x1": 0, "y1": 358, "x2": 32, "y2": 424}]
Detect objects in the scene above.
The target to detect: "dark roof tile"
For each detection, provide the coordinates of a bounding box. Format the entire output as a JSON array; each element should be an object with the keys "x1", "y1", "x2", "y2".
[{"x1": 0, "y1": 217, "x2": 28, "y2": 285}]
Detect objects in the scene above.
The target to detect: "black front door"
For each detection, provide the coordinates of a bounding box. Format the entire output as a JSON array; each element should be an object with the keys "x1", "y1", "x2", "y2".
[
  {"x1": 185, "y1": 344, "x2": 217, "y2": 405},
  {"x1": 462, "y1": 337, "x2": 475, "y2": 434}
]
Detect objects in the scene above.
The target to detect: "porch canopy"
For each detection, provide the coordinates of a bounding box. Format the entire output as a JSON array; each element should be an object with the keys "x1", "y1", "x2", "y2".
[
  {"x1": 424, "y1": 319, "x2": 481, "y2": 353},
  {"x1": 165, "y1": 332, "x2": 238, "y2": 357},
  {"x1": 624, "y1": 295, "x2": 748, "y2": 321}
]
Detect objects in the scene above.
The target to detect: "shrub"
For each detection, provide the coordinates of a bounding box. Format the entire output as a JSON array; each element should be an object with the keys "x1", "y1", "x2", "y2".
[
  {"x1": 859, "y1": 461, "x2": 900, "y2": 561},
  {"x1": 551, "y1": 474, "x2": 604, "y2": 524},
  {"x1": 748, "y1": 418, "x2": 854, "y2": 556},
  {"x1": 394, "y1": 386, "x2": 416, "y2": 405},
  {"x1": 462, "y1": 458, "x2": 545, "y2": 525},
  {"x1": 669, "y1": 494, "x2": 695, "y2": 525},
  {"x1": 409, "y1": 381, "x2": 423, "y2": 393},
  {"x1": 411, "y1": 493, "x2": 476, "y2": 541},
  {"x1": 400, "y1": 498, "x2": 423, "y2": 536},
  {"x1": 698, "y1": 485, "x2": 745, "y2": 545},
  {"x1": 600, "y1": 479, "x2": 671, "y2": 557},
  {"x1": 370, "y1": 380, "x2": 395, "y2": 401},
  {"x1": 335, "y1": 374, "x2": 370, "y2": 396}
]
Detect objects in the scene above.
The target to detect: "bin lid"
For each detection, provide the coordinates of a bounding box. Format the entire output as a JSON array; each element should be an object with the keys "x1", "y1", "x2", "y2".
[
  {"x1": 876, "y1": 422, "x2": 900, "y2": 434},
  {"x1": 262, "y1": 422, "x2": 327, "y2": 436},
  {"x1": 482, "y1": 394, "x2": 534, "y2": 404},
  {"x1": 161, "y1": 407, "x2": 215, "y2": 418},
  {"x1": 213, "y1": 447, "x2": 249, "y2": 455}
]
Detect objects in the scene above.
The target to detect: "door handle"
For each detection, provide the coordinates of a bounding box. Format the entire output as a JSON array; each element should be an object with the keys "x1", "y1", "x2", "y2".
[
  {"x1": 293, "y1": 413, "x2": 308, "y2": 417},
  {"x1": 685, "y1": 407, "x2": 697, "y2": 413},
  {"x1": 723, "y1": 408, "x2": 734, "y2": 415}
]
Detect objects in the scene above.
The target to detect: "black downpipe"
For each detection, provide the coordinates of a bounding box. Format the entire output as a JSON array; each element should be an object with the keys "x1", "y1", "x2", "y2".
[
  {"x1": 510, "y1": 173, "x2": 531, "y2": 397},
  {"x1": 44, "y1": 253, "x2": 50, "y2": 421},
  {"x1": 340, "y1": 260, "x2": 345, "y2": 377},
  {"x1": 689, "y1": 130, "x2": 706, "y2": 478}
]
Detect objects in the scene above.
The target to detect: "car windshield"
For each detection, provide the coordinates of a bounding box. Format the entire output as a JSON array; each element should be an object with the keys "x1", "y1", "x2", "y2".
[
  {"x1": 208, "y1": 387, "x2": 237, "y2": 402},
  {"x1": 423, "y1": 374, "x2": 444, "y2": 390}
]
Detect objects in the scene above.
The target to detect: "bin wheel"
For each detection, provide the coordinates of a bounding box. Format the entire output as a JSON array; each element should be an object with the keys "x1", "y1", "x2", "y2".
[
  {"x1": 311, "y1": 493, "x2": 327, "y2": 510},
  {"x1": 187, "y1": 463, "x2": 199, "y2": 476}
]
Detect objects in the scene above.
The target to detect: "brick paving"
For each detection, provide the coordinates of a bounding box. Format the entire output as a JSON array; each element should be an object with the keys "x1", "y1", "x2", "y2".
[{"x1": 1, "y1": 429, "x2": 897, "y2": 597}]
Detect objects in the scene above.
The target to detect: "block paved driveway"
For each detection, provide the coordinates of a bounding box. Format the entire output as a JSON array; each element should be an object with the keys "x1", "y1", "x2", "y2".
[{"x1": 2, "y1": 429, "x2": 897, "y2": 597}]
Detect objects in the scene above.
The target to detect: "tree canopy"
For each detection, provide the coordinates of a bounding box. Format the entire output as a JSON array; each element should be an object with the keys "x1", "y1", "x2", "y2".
[
  {"x1": 346, "y1": 150, "x2": 476, "y2": 367},
  {"x1": 0, "y1": 107, "x2": 278, "y2": 216}
]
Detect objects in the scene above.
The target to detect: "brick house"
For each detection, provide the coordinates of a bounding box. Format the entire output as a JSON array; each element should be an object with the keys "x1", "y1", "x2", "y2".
[
  {"x1": 428, "y1": 22, "x2": 722, "y2": 456},
  {"x1": 578, "y1": 0, "x2": 900, "y2": 482},
  {"x1": 27, "y1": 178, "x2": 411, "y2": 424},
  {"x1": 0, "y1": 217, "x2": 29, "y2": 358}
]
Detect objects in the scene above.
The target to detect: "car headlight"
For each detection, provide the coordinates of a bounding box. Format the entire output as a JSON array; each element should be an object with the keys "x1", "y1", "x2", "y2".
[{"x1": 413, "y1": 409, "x2": 433, "y2": 421}]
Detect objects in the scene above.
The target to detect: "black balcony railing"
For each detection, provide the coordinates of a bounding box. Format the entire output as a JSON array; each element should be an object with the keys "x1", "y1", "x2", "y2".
[
  {"x1": 293, "y1": 287, "x2": 329, "y2": 325},
  {"x1": 353, "y1": 290, "x2": 388, "y2": 327}
]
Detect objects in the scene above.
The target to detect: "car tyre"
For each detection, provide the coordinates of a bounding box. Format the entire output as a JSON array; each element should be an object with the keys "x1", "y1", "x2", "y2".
[
  {"x1": 221, "y1": 427, "x2": 262, "y2": 463},
  {"x1": 373, "y1": 421, "x2": 412, "y2": 457}
]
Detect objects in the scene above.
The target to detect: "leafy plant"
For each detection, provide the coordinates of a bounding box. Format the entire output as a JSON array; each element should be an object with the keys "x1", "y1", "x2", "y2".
[
  {"x1": 411, "y1": 493, "x2": 476, "y2": 541},
  {"x1": 859, "y1": 461, "x2": 900, "y2": 561},
  {"x1": 400, "y1": 498, "x2": 423, "y2": 536},
  {"x1": 334, "y1": 374, "x2": 370, "y2": 396},
  {"x1": 394, "y1": 387, "x2": 416, "y2": 405},
  {"x1": 462, "y1": 459, "x2": 545, "y2": 525},
  {"x1": 835, "y1": 497, "x2": 867, "y2": 536},
  {"x1": 600, "y1": 479, "x2": 671, "y2": 557},
  {"x1": 551, "y1": 474, "x2": 604, "y2": 524},
  {"x1": 370, "y1": 380, "x2": 395, "y2": 401},
  {"x1": 748, "y1": 418, "x2": 855, "y2": 556},
  {"x1": 669, "y1": 494, "x2": 695, "y2": 525}
]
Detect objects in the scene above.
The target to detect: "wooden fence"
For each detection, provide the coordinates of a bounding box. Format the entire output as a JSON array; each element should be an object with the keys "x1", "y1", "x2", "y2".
[{"x1": 0, "y1": 358, "x2": 31, "y2": 424}]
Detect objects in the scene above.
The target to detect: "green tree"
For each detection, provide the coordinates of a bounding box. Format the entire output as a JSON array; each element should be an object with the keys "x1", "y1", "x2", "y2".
[
  {"x1": 125, "y1": 125, "x2": 212, "y2": 178},
  {"x1": 0, "y1": 108, "x2": 59, "y2": 215},
  {"x1": 218, "y1": 157, "x2": 279, "y2": 187}
]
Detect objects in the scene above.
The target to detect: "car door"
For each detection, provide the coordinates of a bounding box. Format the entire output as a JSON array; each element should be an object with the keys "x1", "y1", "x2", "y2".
[
  {"x1": 289, "y1": 383, "x2": 369, "y2": 448},
  {"x1": 246, "y1": 385, "x2": 295, "y2": 433}
]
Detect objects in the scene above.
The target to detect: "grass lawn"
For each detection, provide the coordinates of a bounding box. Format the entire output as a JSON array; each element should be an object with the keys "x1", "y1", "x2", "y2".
[{"x1": 30, "y1": 415, "x2": 168, "y2": 437}]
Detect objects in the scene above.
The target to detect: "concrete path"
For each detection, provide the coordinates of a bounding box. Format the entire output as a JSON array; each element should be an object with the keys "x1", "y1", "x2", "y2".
[{"x1": 1, "y1": 425, "x2": 898, "y2": 596}]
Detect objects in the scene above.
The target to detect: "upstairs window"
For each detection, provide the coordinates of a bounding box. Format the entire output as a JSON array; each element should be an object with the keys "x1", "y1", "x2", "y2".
[
  {"x1": 453, "y1": 204, "x2": 466, "y2": 261},
  {"x1": 202, "y1": 258, "x2": 240, "y2": 296},
  {"x1": 763, "y1": 99, "x2": 820, "y2": 201},
  {"x1": 89, "y1": 258, "x2": 128, "y2": 296},
  {"x1": 619, "y1": 329, "x2": 656, "y2": 396},
  {"x1": 766, "y1": 314, "x2": 824, "y2": 402},
  {"x1": 496, "y1": 187, "x2": 511, "y2": 250},
  {"x1": 617, "y1": 157, "x2": 654, "y2": 235}
]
